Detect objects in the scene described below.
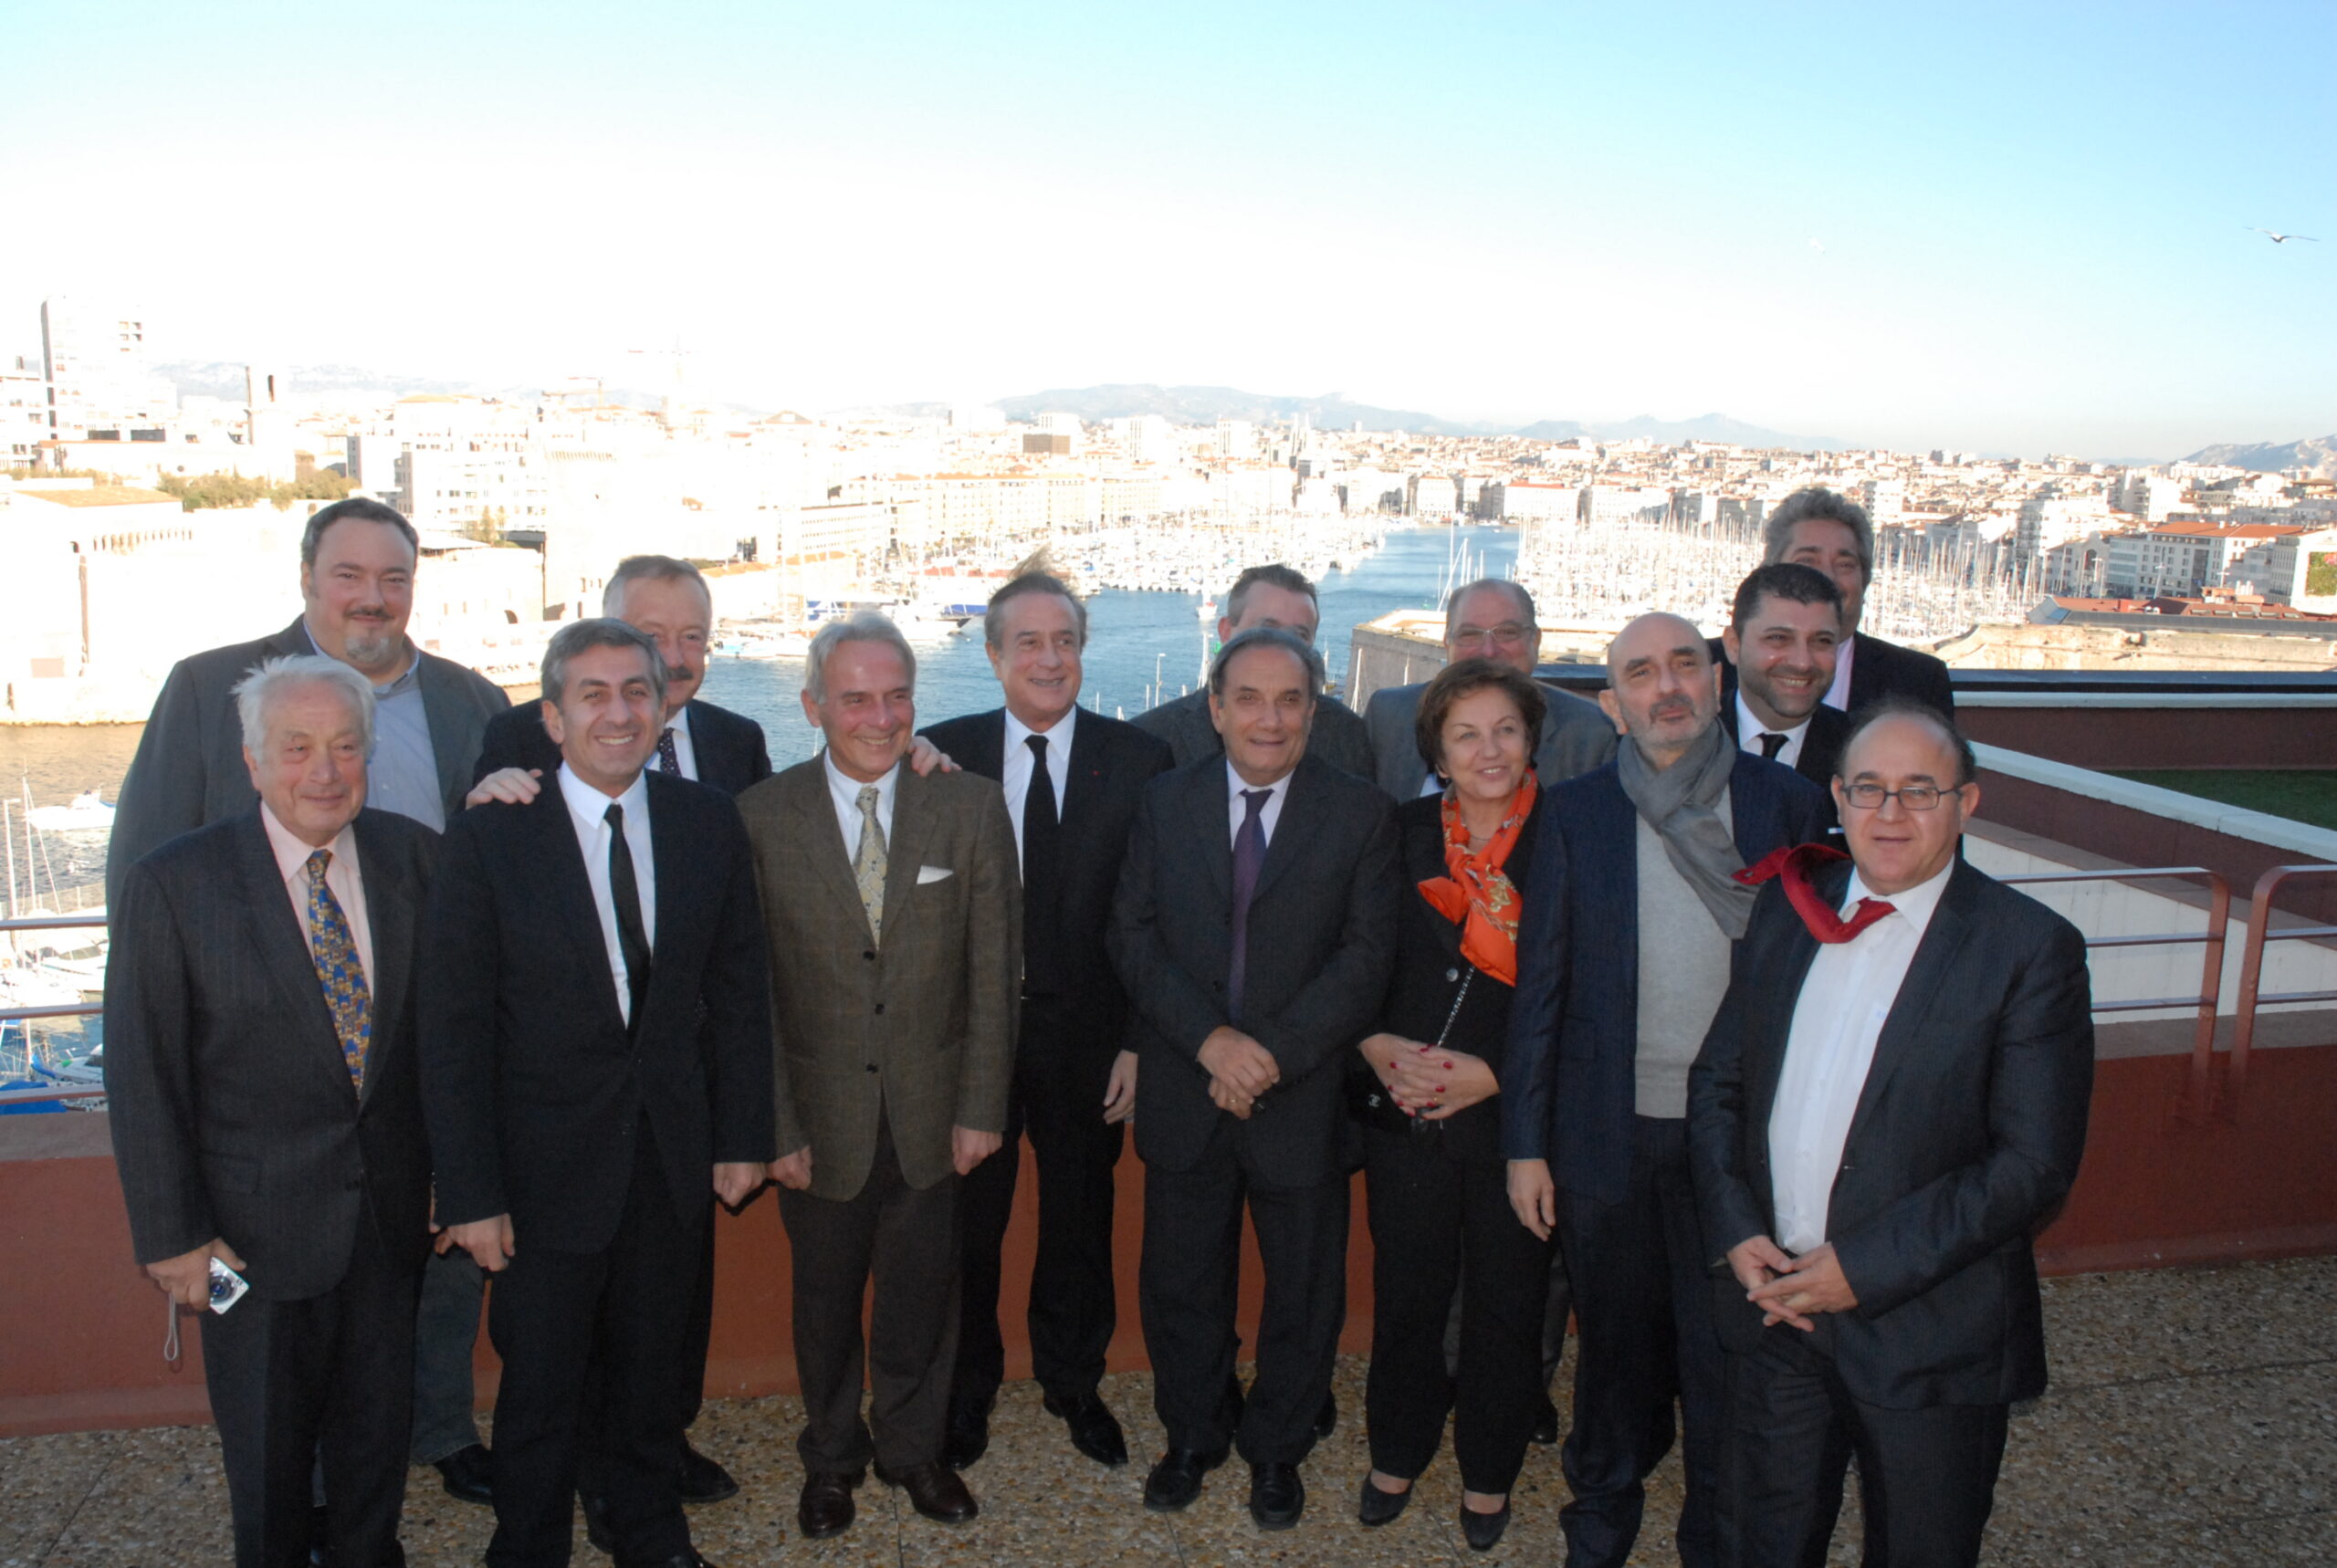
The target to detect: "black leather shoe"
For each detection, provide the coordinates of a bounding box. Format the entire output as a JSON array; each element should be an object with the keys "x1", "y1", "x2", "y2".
[
  {"x1": 435, "y1": 1444, "x2": 494, "y2": 1506},
  {"x1": 1042, "y1": 1390, "x2": 1129, "y2": 1468},
  {"x1": 1313, "y1": 1390, "x2": 1337, "y2": 1439},
  {"x1": 797, "y1": 1470, "x2": 860, "y2": 1540},
  {"x1": 581, "y1": 1490, "x2": 615, "y2": 1554},
  {"x1": 1357, "y1": 1474, "x2": 1410, "y2": 1527},
  {"x1": 676, "y1": 1439, "x2": 739, "y2": 1504},
  {"x1": 1462, "y1": 1500, "x2": 1512, "y2": 1552},
  {"x1": 875, "y1": 1460, "x2": 979, "y2": 1524},
  {"x1": 942, "y1": 1398, "x2": 991, "y2": 1471},
  {"x1": 1249, "y1": 1461, "x2": 1305, "y2": 1530},
  {"x1": 1142, "y1": 1447, "x2": 1227, "y2": 1511},
  {"x1": 1531, "y1": 1394, "x2": 1560, "y2": 1446}
]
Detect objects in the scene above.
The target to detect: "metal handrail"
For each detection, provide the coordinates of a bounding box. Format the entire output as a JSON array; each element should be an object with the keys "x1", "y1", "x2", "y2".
[
  {"x1": 0, "y1": 1083, "x2": 104, "y2": 1106},
  {"x1": 1, "y1": 910, "x2": 109, "y2": 1101},
  {"x1": 2229, "y1": 864, "x2": 2337, "y2": 1100},
  {"x1": 1996, "y1": 866, "x2": 2230, "y2": 1117},
  {"x1": 0, "y1": 914, "x2": 108, "y2": 934}
]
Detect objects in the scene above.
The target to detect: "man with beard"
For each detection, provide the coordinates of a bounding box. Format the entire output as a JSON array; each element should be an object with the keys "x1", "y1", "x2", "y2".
[
  {"x1": 1719, "y1": 564, "x2": 1852, "y2": 790},
  {"x1": 1503, "y1": 613, "x2": 1827, "y2": 1568},
  {"x1": 105, "y1": 495, "x2": 512, "y2": 1509}
]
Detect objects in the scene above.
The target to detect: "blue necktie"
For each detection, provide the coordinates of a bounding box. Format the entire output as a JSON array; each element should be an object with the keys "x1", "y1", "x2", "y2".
[{"x1": 1227, "y1": 789, "x2": 1269, "y2": 1024}]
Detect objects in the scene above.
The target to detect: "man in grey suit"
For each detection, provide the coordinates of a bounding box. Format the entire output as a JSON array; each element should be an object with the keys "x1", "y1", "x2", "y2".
[
  {"x1": 737, "y1": 613, "x2": 1020, "y2": 1542},
  {"x1": 105, "y1": 654, "x2": 438, "y2": 1568},
  {"x1": 1363, "y1": 577, "x2": 1616, "y2": 800},
  {"x1": 1134, "y1": 563, "x2": 1373, "y2": 779}
]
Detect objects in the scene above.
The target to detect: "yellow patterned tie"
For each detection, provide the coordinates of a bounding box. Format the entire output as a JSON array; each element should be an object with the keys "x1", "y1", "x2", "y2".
[
  {"x1": 304, "y1": 851, "x2": 373, "y2": 1092},
  {"x1": 853, "y1": 784, "x2": 887, "y2": 946}
]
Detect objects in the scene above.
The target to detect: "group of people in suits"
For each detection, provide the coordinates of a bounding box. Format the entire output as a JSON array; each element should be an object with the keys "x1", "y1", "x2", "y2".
[{"x1": 102, "y1": 483, "x2": 2094, "y2": 1568}]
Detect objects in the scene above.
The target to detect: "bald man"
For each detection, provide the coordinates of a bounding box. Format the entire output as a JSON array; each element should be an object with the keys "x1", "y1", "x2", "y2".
[{"x1": 1502, "y1": 613, "x2": 1827, "y2": 1568}]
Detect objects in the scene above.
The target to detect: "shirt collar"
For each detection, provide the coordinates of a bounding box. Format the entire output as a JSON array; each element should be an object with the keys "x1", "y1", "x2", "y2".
[
  {"x1": 823, "y1": 749, "x2": 900, "y2": 809},
  {"x1": 556, "y1": 759, "x2": 650, "y2": 829},
  {"x1": 258, "y1": 800, "x2": 358, "y2": 883},
  {"x1": 1843, "y1": 856, "x2": 1954, "y2": 927},
  {"x1": 1735, "y1": 689, "x2": 1808, "y2": 743},
  {"x1": 665, "y1": 702, "x2": 693, "y2": 741},
  {"x1": 300, "y1": 619, "x2": 420, "y2": 696},
  {"x1": 1225, "y1": 758, "x2": 1293, "y2": 805},
  {"x1": 1004, "y1": 703, "x2": 1076, "y2": 758}
]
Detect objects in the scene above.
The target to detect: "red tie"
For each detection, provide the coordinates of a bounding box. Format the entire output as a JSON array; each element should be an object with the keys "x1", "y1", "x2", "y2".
[{"x1": 1736, "y1": 842, "x2": 1896, "y2": 944}]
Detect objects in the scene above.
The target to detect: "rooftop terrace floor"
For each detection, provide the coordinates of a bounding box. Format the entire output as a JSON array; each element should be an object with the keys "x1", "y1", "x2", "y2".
[{"x1": 3, "y1": 1255, "x2": 2331, "y2": 1567}]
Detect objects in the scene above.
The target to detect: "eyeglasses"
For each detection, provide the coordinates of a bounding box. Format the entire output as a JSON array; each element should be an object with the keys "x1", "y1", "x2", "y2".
[
  {"x1": 1451, "y1": 623, "x2": 1531, "y2": 650},
  {"x1": 1840, "y1": 782, "x2": 1968, "y2": 811}
]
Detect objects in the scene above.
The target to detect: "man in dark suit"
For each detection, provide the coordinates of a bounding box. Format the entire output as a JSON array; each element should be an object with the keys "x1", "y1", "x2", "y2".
[
  {"x1": 102, "y1": 495, "x2": 509, "y2": 1507},
  {"x1": 1363, "y1": 577, "x2": 1616, "y2": 800},
  {"x1": 105, "y1": 654, "x2": 437, "y2": 1568},
  {"x1": 738, "y1": 613, "x2": 1019, "y2": 1541},
  {"x1": 1134, "y1": 563, "x2": 1373, "y2": 778},
  {"x1": 1763, "y1": 486, "x2": 1955, "y2": 715},
  {"x1": 919, "y1": 572, "x2": 1172, "y2": 1473},
  {"x1": 1504, "y1": 613, "x2": 1829, "y2": 1568},
  {"x1": 1688, "y1": 703, "x2": 2092, "y2": 1567},
  {"x1": 465, "y1": 554, "x2": 771, "y2": 1513},
  {"x1": 1719, "y1": 563, "x2": 1853, "y2": 790},
  {"x1": 1110, "y1": 626, "x2": 1401, "y2": 1530},
  {"x1": 424, "y1": 619, "x2": 775, "y2": 1568}
]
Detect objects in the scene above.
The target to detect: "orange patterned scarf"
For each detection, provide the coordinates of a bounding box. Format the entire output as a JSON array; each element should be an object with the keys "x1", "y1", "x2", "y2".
[{"x1": 1416, "y1": 773, "x2": 1537, "y2": 988}]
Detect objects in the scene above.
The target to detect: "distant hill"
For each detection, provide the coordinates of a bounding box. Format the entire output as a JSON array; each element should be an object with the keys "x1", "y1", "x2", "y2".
[
  {"x1": 992, "y1": 383, "x2": 1842, "y2": 448},
  {"x1": 2182, "y1": 434, "x2": 2337, "y2": 477}
]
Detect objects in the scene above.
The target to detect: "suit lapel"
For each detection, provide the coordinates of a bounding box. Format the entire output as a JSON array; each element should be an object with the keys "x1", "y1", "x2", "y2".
[
  {"x1": 1749, "y1": 884, "x2": 1829, "y2": 1136},
  {"x1": 1246, "y1": 761, "x2": 1311, "y2": 905},
  {"x1": 881, "y1": 763, "x2": 935, "y2": 933},
  {"x1": 1841, "y1": 862, "x2": 1979, "y2": 1148},
  {"x1": 965, "y1": 712, "x2": 1009, "y2": 781},
  {"x1": 415, "y1": 654, "x2": 466, "y2": 818},
  {"x1": 1183, "y1": 759, "x2": 1234, "y2": 908},
  {"x1": 351, "y1": 812, "x2": 413, "y2": 1110},
  {"x1": 1058, "y1": 712, "x2": 1108, "y2": 837},
  {"x1": 788, "y1": 761, "x2": 871, "y2": 937},
  {"x1": 231, "y1": 813, "x2": 357, "y2": 1102},
  {"x1": 684, "y1": 700, "x2": 727, "y2": 789},
  {"x1": 528, "y1": 785, "x2": 628, "y2": 1030}
]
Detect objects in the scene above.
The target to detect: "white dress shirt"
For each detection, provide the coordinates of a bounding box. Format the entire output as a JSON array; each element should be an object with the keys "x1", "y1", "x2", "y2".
[
  {"x1": 824, "y1": 750, "x2": 900, "y2": 859},
  {"x1": 1225, "y1": 761, "x2": 1292, "y2": 849},
  {"x1": 557, "y1": 763, "x2": 656, "y2": 1026},
  {"x1": 260, "y1": 804, "x2": 374, "y2": 985},
  {"x1": 1767, "y1": 859, "x2": 1954, "y2": 1253},
  {"x1": 1002, "y1": 705, "x2": 1076, "y2": 869},
  {"x1": 1734, "y1": 691, "x2": 1810, "y2": 769},
  {"x1": 1822, "y1": 637, "x2": 1855, "y2": 711},
  {"x1": 658, "y1": 703, "x2": 699, "y2": 781}
]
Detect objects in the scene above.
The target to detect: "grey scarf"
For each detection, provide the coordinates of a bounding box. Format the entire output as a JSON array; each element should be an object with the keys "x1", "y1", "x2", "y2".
[{"x1": 1615, "y1": 718, "x2": 1756, "y2": 938}]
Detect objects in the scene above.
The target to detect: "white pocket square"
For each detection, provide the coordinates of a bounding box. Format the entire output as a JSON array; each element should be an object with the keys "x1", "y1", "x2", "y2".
[{"x1": 916, "y1": 864, "x2": 953, "y2": 884}]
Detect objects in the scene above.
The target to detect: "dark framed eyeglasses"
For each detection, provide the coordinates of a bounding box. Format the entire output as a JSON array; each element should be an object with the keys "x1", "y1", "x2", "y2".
[{"x1": 1840, "y1": 782, "x2": 1968, "y2": 811}]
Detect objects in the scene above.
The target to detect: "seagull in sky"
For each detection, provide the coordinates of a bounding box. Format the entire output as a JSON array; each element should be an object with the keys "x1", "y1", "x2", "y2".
[{"x1": 2248, "y1": 227, "x2": 2319, "y2": 244}]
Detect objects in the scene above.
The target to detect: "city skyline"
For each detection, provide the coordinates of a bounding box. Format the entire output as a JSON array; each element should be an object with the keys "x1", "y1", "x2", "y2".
[{"x1": 5, "y1": 1, "x2": 2330, "y2": 459}]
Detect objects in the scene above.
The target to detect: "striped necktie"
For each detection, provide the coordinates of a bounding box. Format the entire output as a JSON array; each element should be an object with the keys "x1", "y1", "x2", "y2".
[{"x1": 303, "y1": 851, "x2": 372, "y2": 1092}]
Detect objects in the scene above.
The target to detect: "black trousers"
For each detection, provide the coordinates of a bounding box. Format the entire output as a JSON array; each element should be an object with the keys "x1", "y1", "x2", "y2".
[
  {"x1": 578, "y1": 1193, "x2": 716, "y2": 1499},
  {"x1": 1139, "y1": 1126, "x2": 1348, "y2": 1468},
  {"x1": 952, "y1": 999, "x2": 1126, "y2": 1411},
  {"x1": 484, "y1": 1123, "x2": 701, "y2": 1568},
  {"x1": 1727, "y1": 1325, "x2": 2009, "y2": 1568},
  {"x1": 778, "y1": 1116, "x2": 961, "y2": 1473},
  {"x1": 1556, "y1": 1114, "x2": 1727, "y2": 1568},
  {"x1": 1364, "y1": 1126, "x2": 1552, "y2": 1492},
  {"x1": 202, "y1": 1211, "x2": 421, "y2": 1568}
]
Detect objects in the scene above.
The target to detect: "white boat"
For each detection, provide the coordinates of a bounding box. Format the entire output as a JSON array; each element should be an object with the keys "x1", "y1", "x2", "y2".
[
  {"x1": 26, "y1": 791, "x2": 113, "y2": 832},
  {"x1": 0, "y1": 967, "x2": 83, "y2": 1011}
]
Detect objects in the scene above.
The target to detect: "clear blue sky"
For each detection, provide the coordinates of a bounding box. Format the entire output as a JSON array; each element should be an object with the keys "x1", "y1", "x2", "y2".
[{"x1": 4, "y1": 0, "x2": 2329, "y2": 457}]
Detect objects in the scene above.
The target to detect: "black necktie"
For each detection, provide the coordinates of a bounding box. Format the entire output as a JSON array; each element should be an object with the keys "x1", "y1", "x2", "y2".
[
  {"x1": 1022, "y1": 734, "x2": 1064, "y2": 995},
  {"x1": 1227, "y1": 788, "x2": 1270, "y2": 1025},
  {"x1": 1757, "y1": 732, "x2": 1788, "y2": 761},
  {"x1": 603, "y1": 801, "x2": 652, "y2": 1029},
  {"x1": 655, "y1": 727, "x2": 681, "y2": 775}
]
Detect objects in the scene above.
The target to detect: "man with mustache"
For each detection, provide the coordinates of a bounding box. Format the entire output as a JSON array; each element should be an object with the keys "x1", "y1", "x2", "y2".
[
  {"x1": 1503, "y1": 613, "x2": 1827, "y2": 1568},
  {"x1": 105, "y1": 495, "x2": 513, "y2": 1510}
]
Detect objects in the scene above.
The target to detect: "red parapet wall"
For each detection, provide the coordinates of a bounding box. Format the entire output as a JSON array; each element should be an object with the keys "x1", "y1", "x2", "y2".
[{"x1": 8, "y1": 1040, "x2": 2335, "y2": 1438}]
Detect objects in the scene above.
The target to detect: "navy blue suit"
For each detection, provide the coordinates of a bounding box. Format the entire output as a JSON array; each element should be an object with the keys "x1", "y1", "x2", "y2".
[{"x1": 1501, "y1": 747, "x2": 1828, "y2": 1568}]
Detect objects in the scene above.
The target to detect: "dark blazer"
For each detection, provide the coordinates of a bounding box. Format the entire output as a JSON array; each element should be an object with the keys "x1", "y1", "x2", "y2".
[
  {"x1": 420, "y1": 774, "x2": 776, "y2": 1253},
  {"x1": 474, "y1": 695, "x2": 772, "y2": 799},
  {"x1": 1363, "y1": 679, "x2": 1618, "y2": 800},
  {"x1": 104, "y1": 808, "x2": 437, "y2": 1301},
  {"x1": 918, "y1": 707, "x2": 1172, "y2": 1055},
  {"x1": 1720, "y1": 697, "x2": 1853, "y2": 790},
  {"x1": 1687, "y1": 858, "x2": 2093, "y2": 1408},
  {"x1": 1375, "y1": 792, "x2": 1543, "y2": 1165},
  {"x1": 738, "y1": 759, "x2": 1020, "y2": 1202},
  {"x1": 108, "y1": 617, "x2": 508, "y2": 909},
  {"x1": 1847, "y1": 630, "x2": 1955, "y2": 716},
  {"x1": 1500, "y1": 749, "x2": 1829, "y2": 1207},
  {"x1": 1133, "y1": 686, "x2": 1375, "y2": 779},
  {"x1": 1109, "y1": 753, "x2": 1401, "y2": 1186}
]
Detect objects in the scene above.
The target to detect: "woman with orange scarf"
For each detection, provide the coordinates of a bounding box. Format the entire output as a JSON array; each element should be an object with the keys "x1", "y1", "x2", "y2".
[{"x1": 1352, "y1": 658, "x2": 1558, "y2": 1552}]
